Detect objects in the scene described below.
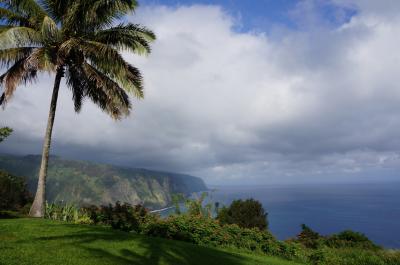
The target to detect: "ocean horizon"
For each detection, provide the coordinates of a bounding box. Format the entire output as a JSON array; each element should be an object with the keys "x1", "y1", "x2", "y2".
[{"x1": 207, "y1": 181, "x2": 400, "y2": 249}]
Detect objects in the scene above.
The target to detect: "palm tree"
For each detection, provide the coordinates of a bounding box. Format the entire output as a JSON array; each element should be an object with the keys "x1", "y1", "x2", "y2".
[{"x1": 0, "y1": 0, "x2": 155, "y2": 217}]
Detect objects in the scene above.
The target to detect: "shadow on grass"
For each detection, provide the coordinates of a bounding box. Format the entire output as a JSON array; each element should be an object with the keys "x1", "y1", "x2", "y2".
[
  {"x1": 0, "y1": 211, "x2": 22, "y2": 219},
  {"x1": 33, "y1": 224, "x2": 253, "y2": 265}
]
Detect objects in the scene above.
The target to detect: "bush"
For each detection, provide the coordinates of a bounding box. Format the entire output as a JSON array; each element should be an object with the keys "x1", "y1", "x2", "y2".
[
  {"x1": 184, "y1": 192, "x2": 214, "y2": 218},
  {"x1": 325, "y1": 230, "x2": 381, "y2": 250},
  {"x1": 293, "y1": 225, "x2": 380, "y2": 251},
  {"x1": 380, "y1": 250, "x2": 400, "y2": 265},
  {"x1": 317, "y1": 248, "x2": 389, "y2": 265},
  {"x1": 144, "y1": 214, "x2": 281, "y2": 255},
  {"x1": 308, "y1": 248, "x2": 327, "y2": 265},
  {"x1": 0, "y1": 170, "x2": 32, "y2": 212},
  {"x1": 294, "y1": 224, "x2": 323, "y2": 249},
  {"x1": 45, "y1": 202, "x2": 92, "y2": 224},
  {"x1": 0, "y1": 127, "x2": 12, "y2": 143},
  {"x1": 83, "y1": 202, "x2": 153, "y2": 232},
  {"x1": 217, "y1": 198, "x2": 268, "y2": 230}
]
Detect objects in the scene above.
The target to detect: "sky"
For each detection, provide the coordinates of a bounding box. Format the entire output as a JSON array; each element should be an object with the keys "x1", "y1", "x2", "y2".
[{"x1": 2, "y1": 0, "x2": 400, "y2": 185}]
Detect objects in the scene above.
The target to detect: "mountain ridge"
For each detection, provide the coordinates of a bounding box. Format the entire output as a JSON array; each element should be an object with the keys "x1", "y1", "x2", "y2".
[{"x1": 0, "y1": 154, "x2": 207, "y2": 209}]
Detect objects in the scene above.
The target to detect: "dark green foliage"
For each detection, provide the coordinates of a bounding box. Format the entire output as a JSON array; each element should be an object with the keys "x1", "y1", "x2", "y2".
[
  {"x1": 0, "y1": 210, "x2": 24, "y2": 219},
  {"x1": 325, "y1": 230, "x2": 381, "y2": 250},
  {"x1": 84, "y1": 202, "x2": 152, "y2": 232},
  {"x1": 217, "y1": 198, "x2": 268, "y2": 230},
  {"x1": 296, "y1": 224, "x2": 322, "y2": 249},
  {"x1": 142, "y1": 214, "x2": 311, "y2": 262},
  {"x1": 288, "y1": 225, "x2": 390, "y2": 265},
  {"x1": 0, "y1": 170, "x2": 32, "y2": 212},
  {"x1": 310, "y1": 247, "x2": 400, "y2": 265},
  {"x1": 144, "y1": 214, "x2": 280, "y2": 254},
  {"x1": 308, "y1": 248, "x2": 326, "y2": 265},
  {"x1": 293, "y1": 224, "x2": 381, "y2": 251},
  {"x1": 0, "y1": 127, "x2": 12, "y2": 142}
]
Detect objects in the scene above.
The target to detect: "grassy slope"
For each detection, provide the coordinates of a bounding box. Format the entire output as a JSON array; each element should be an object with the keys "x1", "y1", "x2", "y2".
[{"x1": 0, "y1": 219, "x2": 303, "y2": 265}]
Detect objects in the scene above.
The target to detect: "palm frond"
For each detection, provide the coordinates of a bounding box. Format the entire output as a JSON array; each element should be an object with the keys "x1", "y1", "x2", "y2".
[
  {"x1": 0, "y1": 25, "x2": 13, "y2": 34},
  {"x1": 83, "y1": 62, "x2": 131, "y2": 119},
  {"x1": 81, "y1": 40, "x2": 144, "y2": 98},
  {"x1": 0, "y1": 7, "x2": 30, "y2": 26},
  {"x1": 39, "y1": 0, "x2": 71, "y2": 22},
  {"x1": 2, "y1": 0, "x2": 47, "y2": 28},
  {"x1": 27, "y1": 47, "x2": 57, "y2": 72},
  {"x1": 0, "y1": 47, "x2": 34, "y2": 67},
  {"x1": 66, "y1": 60, "x2": 131, "y2": 118},
  {"x1": 93, "y1": 23, "x2": 155, "y2": 55},
  {"x1": 63, "y1": 0, "x2": 138, "y2": 33},
  {"x1": 125, "y1": 64, "x2": 143, "y2": 98},
  {"x1": 0, "y1": 26, "x2": 42, "y2": 48},
  {"x1": 0, "y1": 57, "x2": 38, "y2": 104},
  {"x1": 65, "y1": 61, "x2": 85, "y2": 112},
  {"x1": 41, "y1": 15, "x2": 59, "y2": 42},
  {"x1": 86, "y1": 0, "x2": 138, "y2": 28}
]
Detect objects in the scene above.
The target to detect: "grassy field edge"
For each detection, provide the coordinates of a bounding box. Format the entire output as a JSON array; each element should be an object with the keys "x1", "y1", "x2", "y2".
[{"x1": 0, "y1": 218, "x2": 304, "y2": 265}]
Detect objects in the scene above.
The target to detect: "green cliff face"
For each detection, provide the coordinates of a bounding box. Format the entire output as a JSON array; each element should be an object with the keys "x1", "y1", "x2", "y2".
[{"x1": 0, "y1": 154, "x2": 207, "y2": 209}]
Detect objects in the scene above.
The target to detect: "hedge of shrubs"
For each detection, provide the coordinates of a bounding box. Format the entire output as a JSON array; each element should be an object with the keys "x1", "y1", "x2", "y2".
[
  {"x1": 43, "y1": 201, "x2": 400, "y2": 265},
  {"x1": 79, "y1": 202, "x2": 307, "y2": 262}
]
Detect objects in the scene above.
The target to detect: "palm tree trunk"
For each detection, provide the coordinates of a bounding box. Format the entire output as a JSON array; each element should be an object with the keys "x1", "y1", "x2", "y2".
[{"x1": 29, "y1": 67, "x2": 64, "y2": 217}]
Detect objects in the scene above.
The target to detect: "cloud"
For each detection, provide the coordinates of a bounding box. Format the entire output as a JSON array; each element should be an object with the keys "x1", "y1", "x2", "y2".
[{"x1": 2, "y1": 1, "x2": 400, "y2": 184}]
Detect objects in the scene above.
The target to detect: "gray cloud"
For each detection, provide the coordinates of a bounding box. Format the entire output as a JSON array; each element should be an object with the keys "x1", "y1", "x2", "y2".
[{"x1": 2, "y1": 1, "x2": 400, "y2": 184}]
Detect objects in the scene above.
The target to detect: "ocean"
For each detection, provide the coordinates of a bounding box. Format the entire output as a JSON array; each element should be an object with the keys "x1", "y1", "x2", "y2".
[{"x1": 208, "y1": 182, "x2": 400, "y2": 249}]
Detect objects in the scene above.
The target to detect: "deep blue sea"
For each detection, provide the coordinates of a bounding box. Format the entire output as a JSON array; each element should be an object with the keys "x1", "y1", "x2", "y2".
[{"x1": 208, "y1": 182, "x2": 400, "y2": 249}]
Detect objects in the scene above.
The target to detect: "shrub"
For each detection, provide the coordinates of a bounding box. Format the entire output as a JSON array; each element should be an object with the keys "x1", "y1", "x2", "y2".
[
  {"x1": 325, "y1": 230, "x2": 381, "y2": 250},
  {"x1": 0, "y1": 127, "x2": 12, "y2": 143},
  {"x1": 83, "y1": 202, "x2": 153, "y2": 232},
  {"x1": 184, "y1": 192, "x2": 214, "y2": 218},
  {"x1": 217, "y1": 198, "x2": 268, "y2": 230},
  {"x1": 380, "y1": 250, "x2": 400, "y2": 265},
  {"x1": 171, "y1": 193, "x2": 185, "y2": 215},
  {"x1": 318, "y1": 248, "x2": 388, "y2": 265},
  {"x1": 144, "y1": 214, "x2": 281, "y2": 255},
  {"x1": 0, "y1": 170, "x2": 32, "y2": 212},
  {"x1": 45, "y1": 202, "x2": 92, "y2": 224},
  {"x1": 308, "y1": 248, "x2": 327, "y2": 265},
  {"x1": 295, "y1": 224, "x2": 323, "y2": 249}
]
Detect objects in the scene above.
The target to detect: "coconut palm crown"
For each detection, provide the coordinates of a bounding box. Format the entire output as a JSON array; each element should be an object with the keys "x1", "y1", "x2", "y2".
[{"x1": 0, "y1": 0, "x2": 155, "y2": 217}]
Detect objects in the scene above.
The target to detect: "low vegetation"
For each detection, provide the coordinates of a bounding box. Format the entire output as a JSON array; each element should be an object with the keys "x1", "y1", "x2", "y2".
[
  {"x1": 36, "y1": 198, "x2": 400, "y2": 265},
  {"x1": 0, "y1": 170, "x2": 32, "y2": 217},
  {"x1": 289, "y1": 224, "x2": 400, "y2": 265},
  {"x1": 0, "y1": 218, "x2": 302, "y2": 265},
  {"x1": 0, "y1": 127, "x2": 12, "y2": 143},
  {"x1": 217, "y1": 198, "x2": 269, "y2": 230}
]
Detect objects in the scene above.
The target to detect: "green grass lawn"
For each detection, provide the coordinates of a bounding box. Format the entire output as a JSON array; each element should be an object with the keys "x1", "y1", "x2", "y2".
[{"x1": 0, "y1": 218, "x2": 303, "y2": 265}]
